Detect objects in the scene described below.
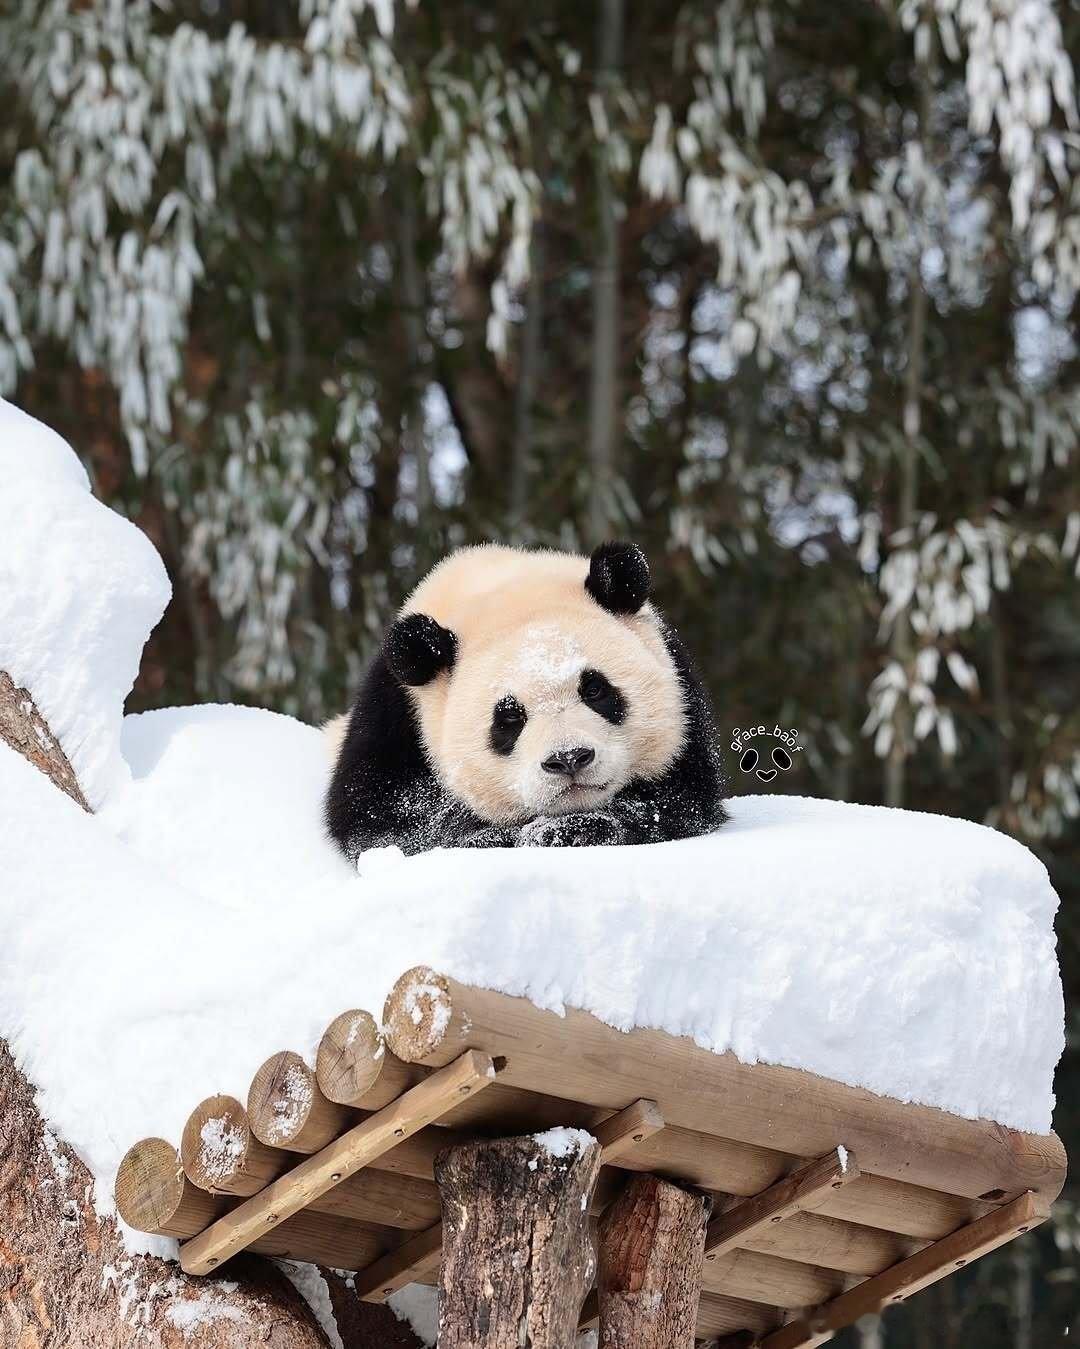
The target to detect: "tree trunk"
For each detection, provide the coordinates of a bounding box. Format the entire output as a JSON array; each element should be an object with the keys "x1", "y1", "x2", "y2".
[
  {"x1": 586, "y1": 0, "x2": 624, "y2": 544},
  {"x1": 0, "y1": 671, "x2": 342, "y2": 1348},
  {"x1": 596, "y1": 1174, "x2": 712, "y2": 1349},
  {"x1": 434, "y1": 1132, "x2": 601, "y2": 1349}
]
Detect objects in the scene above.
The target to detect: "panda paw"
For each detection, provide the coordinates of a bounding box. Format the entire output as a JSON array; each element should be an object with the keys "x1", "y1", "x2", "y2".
[
  {"x1": 459, "y1": 824, "x2": 519, "y2": 849},
  {"x1": 519, "y1": 812, "x2": 623, "y2": 848}
]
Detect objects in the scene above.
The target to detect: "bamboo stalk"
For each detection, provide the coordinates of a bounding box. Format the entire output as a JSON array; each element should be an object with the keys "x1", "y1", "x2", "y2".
[
  {"x1": 180, "y1": 1050, "x2": 496, "y2": 1275},
  {"x1": 382, "y1": 967, "x2": 1066, "y2": 1207}
]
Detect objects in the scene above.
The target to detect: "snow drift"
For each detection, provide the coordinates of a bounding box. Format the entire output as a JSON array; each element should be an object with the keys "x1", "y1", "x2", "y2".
[{"x1": 0, "y1": 401, "x2": 1065, "y2": 1256}]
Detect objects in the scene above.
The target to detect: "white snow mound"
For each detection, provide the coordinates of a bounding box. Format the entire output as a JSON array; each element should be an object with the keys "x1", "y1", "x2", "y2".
[{"x1": 0, "y1": 399, "x2": 170, "y2": 807}]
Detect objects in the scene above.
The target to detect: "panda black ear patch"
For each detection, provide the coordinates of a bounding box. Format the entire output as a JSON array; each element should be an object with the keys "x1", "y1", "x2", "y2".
[
  {"x1": 385, "y1": 613, "x2": 457, "y2": 686},
  {"x1": 585, "y1": 541, "x2": 650, "y2": 615}
]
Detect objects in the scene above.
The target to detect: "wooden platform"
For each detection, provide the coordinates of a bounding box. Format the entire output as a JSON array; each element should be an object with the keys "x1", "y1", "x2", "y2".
[{"x1": 115, "y1": 965, "x2": 1067, "y2": 1346}]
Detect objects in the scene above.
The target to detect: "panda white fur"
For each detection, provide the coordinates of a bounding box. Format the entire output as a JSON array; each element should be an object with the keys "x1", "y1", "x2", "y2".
[{"x1": 325, "y1": 541, "x2": 728, "y2": 857}]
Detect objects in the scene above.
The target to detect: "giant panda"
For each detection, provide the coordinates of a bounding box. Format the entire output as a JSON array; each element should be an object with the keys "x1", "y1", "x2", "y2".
[{"x1": 325, "y1": 541, "x2": 728, "y2": 858}]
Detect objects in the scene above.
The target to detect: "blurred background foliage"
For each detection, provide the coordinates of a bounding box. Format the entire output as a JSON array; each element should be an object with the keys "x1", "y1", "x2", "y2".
[{"x1": 2, "y1": 0, "x2": 1079, "y2": 1342}]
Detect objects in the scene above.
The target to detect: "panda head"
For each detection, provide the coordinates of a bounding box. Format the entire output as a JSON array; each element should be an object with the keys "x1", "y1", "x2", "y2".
[{"x1": 384, "y1": 542, "x2": 687, "y2": 825}]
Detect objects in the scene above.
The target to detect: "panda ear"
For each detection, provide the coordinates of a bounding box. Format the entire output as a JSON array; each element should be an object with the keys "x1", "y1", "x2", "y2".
[
  {"x1": 385, "y1": 613, "x2": 458, "y2": 686},
  {"x1": 585, "y1": 541, "x2": 651, "y2": 615}
]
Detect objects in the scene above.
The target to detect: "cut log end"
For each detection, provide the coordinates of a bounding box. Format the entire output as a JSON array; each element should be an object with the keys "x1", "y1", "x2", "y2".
[
  {"x1": 248, "y1": 1050, "x2": 351, "y2": 1153},
  {"x1": 181, "y1": 1094, "x2": 285, "y2": 1196},
  {"x1": 383, "y1": 966, "x2": 456, "y2": 1064},
  {"x1": 317, "y1": 1009, "x2": 385, "y2": 1105},
  {"x1": 317, "y1": 1008, "x2": 424, "y2": 1109},
  {"x1": 115, "y1": 1137, "x2": 225, "y2": 1238}
]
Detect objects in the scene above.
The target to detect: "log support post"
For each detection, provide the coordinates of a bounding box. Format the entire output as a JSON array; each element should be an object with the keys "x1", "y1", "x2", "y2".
[
  {"x1": 435, "y1": 1130, "x2": 602, "y2": 1349},
  {"x1": 597, "y1": 1174, "x2": 713, "y2": 1349}
]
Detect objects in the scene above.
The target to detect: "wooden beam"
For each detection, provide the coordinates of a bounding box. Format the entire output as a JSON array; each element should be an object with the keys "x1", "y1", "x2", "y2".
[
  {"x1": 248, "y1": 1051, "x2": 352, "y2": 1153},
  {"x1": 758, "y1": 1192, "x2": 1047, "y2": 1349},
  {"x1": 180, "y1": 1050, "x2": 496, "y2": 1275},
  {"x1": 382, "y1": 967, "x2": 1067, "y2": 1207},
  {"x1": 353, "y1": 1222, "x2": 444, "y2": 1301},
  {"x1": 594, "y1": 1098, "x2": 665, "y2": 1161},
  {"x1": 704, "y1": 1149, "x2": 858, "y2": 1263}
]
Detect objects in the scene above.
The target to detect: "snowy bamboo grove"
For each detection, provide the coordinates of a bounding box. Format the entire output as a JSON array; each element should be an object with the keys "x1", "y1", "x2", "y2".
[{"x1": 1, "y1": 3, "x2": 1078, "y2": 1339}]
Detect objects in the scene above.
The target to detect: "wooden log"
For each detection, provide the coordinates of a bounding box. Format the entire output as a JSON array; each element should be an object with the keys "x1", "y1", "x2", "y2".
[
  {"x1": 248, "y1": 1050, "x2": 353, "y2": 1152},
  {"x1": 533, "y1": 1111, "x2": 988, "y2": 1242},
  {"x1": 181, "y1": 1050, "x2": 496, "y2": 1275},
  {"x1": 382, "y1": 967, "x2": 1067, "y2": 1206},
  {"x1": 704, "y1": 1148, "x2": 858, "y2": 1263},
  {"x1": 436, "y1": 1131, "x2": 601, "y2": 1349},
  {"x1": 735, "y1": 1209, "x2": 916, "y2": 1277},
  {"x1": 116, "y1": 1137, "x2": 229, "y2": 1238},
  {"x1": 695, "y1": 1294, "x2": 780, "y2": 1339},
  {"x1": 757, "y1": 1192, "x2": 1047, "y2": 1349},
  {"x1": 314, "y1": 1166, "x2": 441, "y2": 1230},
  {"x1": 597, "y1": 1174, "x2": 712, "y2": 1349},
  {"x1": 248, "y1": 1209, "x2": 394, "y2": 1269},
  {"x1": 701, "y1": 1248, "x2": 845, "y2": 1309},
  {"x1": 317, "y1": 1009, "x2": 424, "y2": 1110},
  {"x1": 182, "y1": 1094, "x2": 289, "y2": 1196}
]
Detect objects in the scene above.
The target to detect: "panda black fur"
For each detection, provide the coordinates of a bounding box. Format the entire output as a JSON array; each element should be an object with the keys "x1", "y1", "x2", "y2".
[{"x1": 325, "y1": 541, "x2": 728, "y2": 858}]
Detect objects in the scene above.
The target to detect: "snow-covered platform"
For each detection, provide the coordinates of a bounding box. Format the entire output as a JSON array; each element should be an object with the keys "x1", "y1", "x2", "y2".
[{"x1": 0, "y1": 399, "x2": 1068, "y2": 1344}]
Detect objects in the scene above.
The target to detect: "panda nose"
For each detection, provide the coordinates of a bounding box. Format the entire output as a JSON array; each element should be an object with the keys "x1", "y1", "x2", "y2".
[{"x1": 542, "y1": 747, "x2": 595, "y2": 777}]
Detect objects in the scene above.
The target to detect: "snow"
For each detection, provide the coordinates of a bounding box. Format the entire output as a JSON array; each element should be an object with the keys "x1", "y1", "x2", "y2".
[
  {"x1": 0, "y1": 410, "x2": 1065, "y2": 1260},
  {"x1": 533, "y1": 1127, "x2": 596, "y2": 1159},
  {"x1": 0, "y1": 400, "x2": 170, "y2": 808},
  {"x1": 0, "y1": 700, "x2": 1063, "y2": 1249}
]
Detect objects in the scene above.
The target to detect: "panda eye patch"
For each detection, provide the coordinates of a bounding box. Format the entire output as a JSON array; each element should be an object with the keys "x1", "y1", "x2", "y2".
[
  {"x1": 489, "y1": 695, "x2": 527, "y2": 755},
  {"x1": 578, "y1": 668, "x2": 627, "y2": 725}
]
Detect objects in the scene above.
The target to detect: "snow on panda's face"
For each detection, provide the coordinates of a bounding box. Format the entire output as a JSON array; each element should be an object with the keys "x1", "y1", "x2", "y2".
[{"x1": 431, "y1": 617, "x2": 687, "y2": 825}]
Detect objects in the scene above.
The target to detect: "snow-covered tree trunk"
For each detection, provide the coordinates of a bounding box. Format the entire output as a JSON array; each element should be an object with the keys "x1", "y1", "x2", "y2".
[{"x1": 0, "y1": 670, "x2": 343, "y2": 1349}]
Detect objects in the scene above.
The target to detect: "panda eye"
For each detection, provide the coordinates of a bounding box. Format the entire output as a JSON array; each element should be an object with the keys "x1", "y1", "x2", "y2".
[
  {"x1": 578, "y1": 669, "x2": 628, "y2": 725},
  {"x1": 490, "y1": 696, "x2": 527, "y2": 756}
]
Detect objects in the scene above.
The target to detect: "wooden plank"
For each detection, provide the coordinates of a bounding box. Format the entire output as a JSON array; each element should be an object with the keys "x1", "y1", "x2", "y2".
[
  {"x1": 382, "y1": 969, "x2": 1067, "y2": 1207},
  {"x1": 180, "y1": 1050, "x2": 496, "y2": 1275},
  {"x1": 354, "y1": 1222, "x2": 444, "y2": 1300},
  {"x1": 704, "y1": 1149, "x2": 858, "y2": 1263},
  {"x1": 758, "y1": 1193, "x2": 1046, "y2": 1349},
  {"x1": 594, "y1": 1098, "x2": 665, "y2": 1161}
]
